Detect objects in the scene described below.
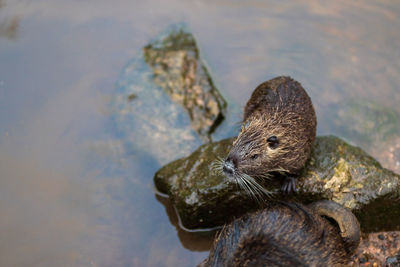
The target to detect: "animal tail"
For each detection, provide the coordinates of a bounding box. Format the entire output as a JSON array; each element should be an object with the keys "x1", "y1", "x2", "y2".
[{"x1": 308, "y1": 200, "x2": 361, "y2": 255}]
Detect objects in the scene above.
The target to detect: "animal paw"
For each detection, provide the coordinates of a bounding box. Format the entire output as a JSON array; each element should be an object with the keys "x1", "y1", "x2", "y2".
[{"x1": 281, "y1": 176, "x2": 297, "y2": 194}]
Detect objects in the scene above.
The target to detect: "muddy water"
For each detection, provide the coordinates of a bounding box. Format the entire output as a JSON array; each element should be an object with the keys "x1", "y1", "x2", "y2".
[{"x1": 0, "y1": 0, "x2": 399, "y2": 266}]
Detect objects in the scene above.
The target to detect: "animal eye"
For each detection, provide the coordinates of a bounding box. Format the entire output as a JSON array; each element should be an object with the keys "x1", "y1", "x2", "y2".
[
  {"x1": 267, "y1": 136, "x2": 279, "y2": 149},
  {"x1": 250, "y1": 154, "x2": 259, "y2": 160}
]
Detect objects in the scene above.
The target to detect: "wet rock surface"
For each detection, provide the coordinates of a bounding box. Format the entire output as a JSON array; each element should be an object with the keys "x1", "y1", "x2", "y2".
[
  {"x1": 326, "y1": 100, "x2": 400, "y2": 147},
  {"x1": 373, "y1": 136, "x2": 400, "y2": 175},
  {"x1": 154, "y1": 136, "x2": 400, "y2": 230},
  {"x1": 113, "y1": 24, "x2": 226, "y2": 165},
  {"x1": 154, "y1": 137, "x2": 257, "y2": 229},
  {"x1": 323, "y1": 100, "x2": 400, "y2": 174},
  {"x1": 143, "y1": 24, "x2": 226, "y2": 137}
]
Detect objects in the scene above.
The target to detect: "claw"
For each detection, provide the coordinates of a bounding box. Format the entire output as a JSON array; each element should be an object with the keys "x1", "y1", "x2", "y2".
[{"x1": 281, "y1": 176, "x2": 297, "y2": 194}]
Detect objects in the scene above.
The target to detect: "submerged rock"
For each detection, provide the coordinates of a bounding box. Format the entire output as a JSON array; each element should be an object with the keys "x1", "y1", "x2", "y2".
[
  {"x1": 325, "y1": 100, "x2": 400, "y2": 146},
  {"x1": 378, "y1": 136, "x2": 400, "y2": 174},
  {"x1": 113, "y1": 24, "x2": 226, "y2": 164},
  {"x1": 154, "y1": 136, "x2": 400, "y2": 230},
  {"x1": 322, "y1": 100, "x2": 400, "y2": 174}
]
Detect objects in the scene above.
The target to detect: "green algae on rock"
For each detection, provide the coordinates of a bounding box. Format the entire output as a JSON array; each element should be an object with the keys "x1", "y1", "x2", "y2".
[
  {"x1": 154, "y1": 138, "x2": 261, "y2": 230},
  {"x1": 143, "y1": 24, "x2": 226, "y2": 137},
  {"x1": 154, "y1": 136, "x2": 400, "y2": 231},
  {"x1": 113, "y1": 24, "x2": 226, "y2": 164}
]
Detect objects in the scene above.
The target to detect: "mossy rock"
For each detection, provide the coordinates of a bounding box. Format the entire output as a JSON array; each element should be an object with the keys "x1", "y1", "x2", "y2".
[
  {"x1": 154, "y1": 136, "x2": 400, "y2": 231},
  {"x1": 143, "y1": 24, "x2": 226, "y2": 137}
]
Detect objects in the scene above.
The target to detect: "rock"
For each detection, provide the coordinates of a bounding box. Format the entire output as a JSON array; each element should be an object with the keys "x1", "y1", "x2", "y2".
[
  {"x1": 143, "y1": 24, "x2": 226, "y2": 137},
  {"x1": 154, "y1": 136, "x2": 400, "y2": 230},
  {"x1": 154, "y1": 138, "x2": 256, "y2": 229},
  {"x1": 112, "y1": 24, "x2": 226, "y2": 164},
  {"x1": 322, "y1": 100, "x2": 400, "y2": 174},
  {"x1": 352, "y1": 231, "x2": 400, "y2": 266},
  {"x1": 323, "y1": 100, "x2": 400, "y2": 147},
  {"x1": 386, "y1": 255, "x2": 400, "y2": 267},
  {"x1": 379, "y1": 137, "x2": 400, "y2": 174}
]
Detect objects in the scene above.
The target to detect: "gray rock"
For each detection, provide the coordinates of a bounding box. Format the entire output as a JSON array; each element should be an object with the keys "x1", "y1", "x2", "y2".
[
  {"x1": 154, "y1": 136, "x2": 400, "y2": 231},
  {"x1": 112, "y1": 24, "x2": 226, "y2": 164},
  {"x1": 143, "y1": 24, "x2": 226, "y2": 137}
]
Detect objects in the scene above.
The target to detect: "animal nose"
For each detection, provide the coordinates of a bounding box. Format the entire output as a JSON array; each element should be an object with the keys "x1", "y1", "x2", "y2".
[
  {"x1": 223, "y1": 164, "x2": 234, "y2": 175},
  {"x1": 223, "y1": 155, "x2": 238, "y2": 175}
]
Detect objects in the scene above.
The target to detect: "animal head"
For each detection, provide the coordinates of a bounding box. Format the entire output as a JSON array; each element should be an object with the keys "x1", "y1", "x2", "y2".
[{"x1": 224, "y1": 110, "x2": 299, "y2": 179}]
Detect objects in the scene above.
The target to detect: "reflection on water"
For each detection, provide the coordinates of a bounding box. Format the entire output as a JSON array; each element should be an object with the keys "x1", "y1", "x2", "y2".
[
  {"x1": 0, "y1": 0, "x2": 19, "y2": 40},
  {"x1": 155, "y1": 194, "x2": 216, "y2": 252},
  {"x1": 0, "y1": 16, "x2": 19, "y2": 40},
  {"x1": 0, "y1": 0, "x2": 399, "y2": 266}
]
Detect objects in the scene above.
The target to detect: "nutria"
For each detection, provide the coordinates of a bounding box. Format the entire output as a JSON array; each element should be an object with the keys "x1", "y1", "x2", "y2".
[
  {"x1": 222, "y1": 76, "x2": 317, "y2": 194},
  {"x1": 198, "y1": 200, "x2": 360, "y2": 267}
]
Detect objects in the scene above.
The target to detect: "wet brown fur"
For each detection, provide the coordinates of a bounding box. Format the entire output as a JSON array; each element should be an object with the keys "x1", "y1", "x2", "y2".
[
  {"x1": 227, "y1": 76, "x2": 316, "y2": 178},
  {"x1": 199, "y1": 201, "x2": 360, "y2": 267}
]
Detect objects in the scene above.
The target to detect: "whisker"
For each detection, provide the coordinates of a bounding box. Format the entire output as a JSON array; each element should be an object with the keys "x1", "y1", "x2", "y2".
[
  {"x1": 211, "y1": 155, "x2": 274, "y2": 204},
  {"x1": 254, "y1": 173, "x2": 273, "y2": 180},
  {"x1": 236, "y1": 174, "x2": 265, "y2": 204},
  {"x1": 210, "y1": 157, "x2": 225, "y2": 175},
  {"x1": 238, "y1": 175, "x2": 260, "y2": 203},
  {"x1": 241, "y1": 174, "x2": 273, "y2": 199},
  {"x1": 242, "y1": 180, "x2": 266, "y2": 204}
]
